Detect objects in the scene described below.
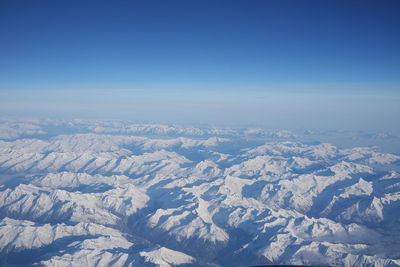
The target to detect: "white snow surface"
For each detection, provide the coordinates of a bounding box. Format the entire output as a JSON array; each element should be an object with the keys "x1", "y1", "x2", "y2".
[{"x1": 0, "y1": 121, "x2": 399, "y2": 266}]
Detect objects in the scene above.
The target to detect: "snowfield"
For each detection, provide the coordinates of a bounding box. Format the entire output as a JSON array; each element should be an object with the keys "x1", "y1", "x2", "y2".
[{"x1": 0, "y1": 119, "x2": 399, "y2": 266}]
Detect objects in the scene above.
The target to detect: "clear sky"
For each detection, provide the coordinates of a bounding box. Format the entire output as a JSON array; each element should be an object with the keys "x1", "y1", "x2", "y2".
[{"x1": 1, "y1": 0, "x2": 399, "y2": 131}]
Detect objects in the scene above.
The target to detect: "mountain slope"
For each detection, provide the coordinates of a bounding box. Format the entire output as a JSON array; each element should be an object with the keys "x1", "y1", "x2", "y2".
[{"x1": 0, "y1": 122, "x2": 399, "y2": 266}]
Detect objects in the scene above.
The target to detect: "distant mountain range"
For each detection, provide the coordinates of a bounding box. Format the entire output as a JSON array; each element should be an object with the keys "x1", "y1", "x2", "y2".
[{"x1": 0, "y1": 119, "x2": 399, "y2": 266}]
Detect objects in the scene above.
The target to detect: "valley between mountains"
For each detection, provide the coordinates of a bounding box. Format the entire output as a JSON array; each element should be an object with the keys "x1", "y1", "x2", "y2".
[{"x1": 0, "y1": 120, "x2": 399, "y2": 266}]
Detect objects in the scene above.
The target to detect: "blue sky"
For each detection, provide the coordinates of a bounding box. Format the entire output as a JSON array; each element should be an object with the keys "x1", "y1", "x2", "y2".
[{"x1": 1, "y1": 1, "x2": 399, "y2": 131}]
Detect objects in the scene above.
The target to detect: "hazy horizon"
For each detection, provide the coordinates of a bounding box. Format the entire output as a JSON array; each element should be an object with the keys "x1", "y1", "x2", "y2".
[{"x1": 1, "y1": 1, "x2": 400, "y2": 132}]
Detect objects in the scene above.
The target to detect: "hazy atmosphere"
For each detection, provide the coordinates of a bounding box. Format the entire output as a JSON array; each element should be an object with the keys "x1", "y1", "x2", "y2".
[{"x1": 1, "y1": 1, "x2": 399, "y2": 131}]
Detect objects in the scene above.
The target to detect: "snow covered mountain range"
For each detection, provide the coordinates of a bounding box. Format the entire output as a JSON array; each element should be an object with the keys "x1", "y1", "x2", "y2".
[{"x1": 0, "y1": 119, "x2": 399, "y2": 266}]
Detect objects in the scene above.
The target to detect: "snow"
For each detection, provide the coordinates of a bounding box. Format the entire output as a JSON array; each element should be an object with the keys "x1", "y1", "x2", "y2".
[
  {"x1": 139, "y1": 246, "x2": 195, "y2": 267},
  {"x1": 0, "y1": 120, "x2": 399, "y2": 266}
]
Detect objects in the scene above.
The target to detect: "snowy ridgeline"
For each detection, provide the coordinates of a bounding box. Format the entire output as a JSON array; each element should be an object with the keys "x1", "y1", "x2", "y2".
[{"x1": 0, "y1": 120, "x2": 400, "y2": 266}]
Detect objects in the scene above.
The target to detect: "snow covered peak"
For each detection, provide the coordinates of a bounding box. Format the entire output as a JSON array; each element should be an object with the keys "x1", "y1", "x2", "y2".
[{"x1": 0, "y1": 120, "x2": 399, "y2": 266}]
